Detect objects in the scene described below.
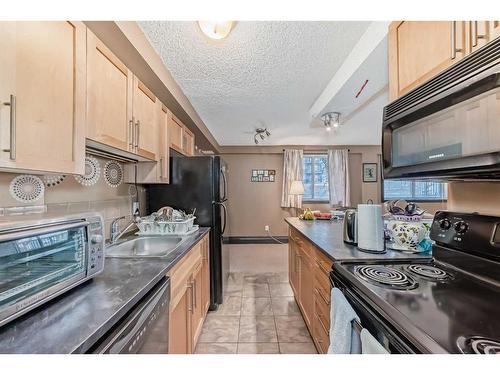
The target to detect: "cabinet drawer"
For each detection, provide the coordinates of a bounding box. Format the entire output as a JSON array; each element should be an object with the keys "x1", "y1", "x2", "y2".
[
  {"x1": 314, "y1": 290, "x2": 330, "y2": 327},
  {"x1": 313, "y1": 312, "x2": 330, "y2": 354},
  {"x1": 314, "y1": 271, "x2": 331, "y2": 304}
]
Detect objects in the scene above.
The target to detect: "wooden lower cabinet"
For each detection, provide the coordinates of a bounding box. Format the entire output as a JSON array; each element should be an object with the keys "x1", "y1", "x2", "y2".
[
  {"x1": 167, "y1": 233, "x2": 210, "y2": 354},
  {"x1": 298, "y1": 247, "x2": 314, "y2": 328},
  {"x1": 288, "y1": 227, "x2": 333, "y2": 354},
  {"x1": 169, "y1": 285, "x2": 191, "y2": 354}
]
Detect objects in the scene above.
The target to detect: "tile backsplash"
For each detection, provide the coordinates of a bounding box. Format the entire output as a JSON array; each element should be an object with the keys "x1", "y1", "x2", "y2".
[{"x1": 0, "y1": 156, "x2": 147, "y2": 240}]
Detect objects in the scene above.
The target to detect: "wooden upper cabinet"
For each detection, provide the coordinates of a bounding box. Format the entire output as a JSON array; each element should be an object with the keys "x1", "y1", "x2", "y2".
[
  {"x1": 168, "y1": 112, "x2": 184, "y2": 153},
  {"x1": 168, "y1": 111, "x2": 196, "y2": 156},
  {"x1": 132, "y1": 77, "x2": 158, "y2": 160},
  {"x1": 86, "y1": 30, "x2": 133, "y2": 153},
  {"x1": 389, "y1": 21, "x2": 466, "y2": 100},
  {"x1": 469, "y1": 21, "x2": 500, "y2": 53},
  {"x1": 182, "y1": 126, "x2": 195, "y2": 156},
  {"x1": 0, "y1": 21, "x2": 86, "y2": 175}
]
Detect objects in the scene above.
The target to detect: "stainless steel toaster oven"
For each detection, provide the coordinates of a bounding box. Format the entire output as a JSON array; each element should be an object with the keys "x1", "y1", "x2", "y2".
[{"x1": 0, "y1": 212, "x2": 105, "y2": 327}]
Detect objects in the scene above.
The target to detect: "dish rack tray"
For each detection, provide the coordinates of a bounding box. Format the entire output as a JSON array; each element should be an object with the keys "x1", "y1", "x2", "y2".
[{"x1": 136, "y1": 217, "x2": 196, "y2": 235}]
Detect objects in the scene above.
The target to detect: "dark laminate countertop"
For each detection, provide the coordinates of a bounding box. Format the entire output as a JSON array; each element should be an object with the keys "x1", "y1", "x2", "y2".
[
  {"x1": 0, "y1": 227, "x2": 210, "y2": 354},
  {"x1": 285, "y1": 217, "x2": 430, "y2": 262}
]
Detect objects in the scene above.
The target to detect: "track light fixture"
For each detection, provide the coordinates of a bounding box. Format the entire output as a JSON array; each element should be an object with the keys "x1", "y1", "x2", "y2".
[
  {"x1": 321, "y1": 112, "x2": 340, "y2": 131},
  {"x1": 254, "y1": 128, "x2": 271, "y2": 145}
]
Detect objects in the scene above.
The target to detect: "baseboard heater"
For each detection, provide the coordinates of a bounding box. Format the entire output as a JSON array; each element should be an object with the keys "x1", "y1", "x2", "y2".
[{"x1": 223, "y1": 236, "x2": 289, "y2": 244}]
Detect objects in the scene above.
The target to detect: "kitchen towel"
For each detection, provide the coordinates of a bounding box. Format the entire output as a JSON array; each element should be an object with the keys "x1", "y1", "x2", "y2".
[
  {"x1": 360, "y1": 328, "x2": 389, "y2": 354},
  {"x1": 328, "y1": 287, "x2": 361, "y2": 354},
  {"x1": 357, "y1": 204, "x2": 385, "y2": 253}
]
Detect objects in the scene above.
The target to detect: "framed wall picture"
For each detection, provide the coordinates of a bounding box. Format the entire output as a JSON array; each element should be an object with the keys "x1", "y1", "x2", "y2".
[
  {"x1": 363, "y1": 163, "x2": 378, "y2": 182},
  {"x1": 251, "y1": 169, "x2": 276, "y2": 182}
]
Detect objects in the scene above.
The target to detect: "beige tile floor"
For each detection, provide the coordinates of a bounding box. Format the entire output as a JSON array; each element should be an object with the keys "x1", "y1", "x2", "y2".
[{"x1": 195, "y1": 271, "x2": 318, "y2": 354}]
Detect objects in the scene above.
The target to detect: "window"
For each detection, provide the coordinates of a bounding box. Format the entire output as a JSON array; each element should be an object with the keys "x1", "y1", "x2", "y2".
[
  {"x1": 303, "y1": 154, "x2": 329, "y2": 202},
  {"x1": 383, "y1": 180, "x2": 447, "y2": 201}
]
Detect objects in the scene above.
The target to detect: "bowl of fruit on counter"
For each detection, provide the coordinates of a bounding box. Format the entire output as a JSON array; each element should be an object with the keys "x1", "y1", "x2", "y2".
[{"x1": 299, "y1": 208, "x2": 332, "y2": 221}]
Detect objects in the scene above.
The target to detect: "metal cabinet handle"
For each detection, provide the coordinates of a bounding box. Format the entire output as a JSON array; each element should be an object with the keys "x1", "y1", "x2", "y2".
[
  {"x1": 134, "y1": 120, "x2": 140, "y2": 150},
  {"x1": 471, "y1": 21, "x2": 487, "y2": 48},
  {"x1": 187, "y1": 283, "x2": 193, "y2": 312},
  {"x1": 2, "y1": 95, "x2": 16, "y2": 160},
  {"x1": 193, "y1": 279, "x2": 197, "y2": 310},
  {"x1": 159, "y1": 157, "x2": 163, "y2": 179},
  {"x1": 451, "y1": 21, "x2": 464, "y2": 59},
  {"x1": 128, "y1": 119, "x2": 134, "y2": 149}
]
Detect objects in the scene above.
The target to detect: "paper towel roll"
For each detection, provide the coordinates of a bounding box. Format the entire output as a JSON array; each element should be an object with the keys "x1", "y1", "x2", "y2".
[{"x1": 357, "y1": 204, "x2": 385, "y2": 253}]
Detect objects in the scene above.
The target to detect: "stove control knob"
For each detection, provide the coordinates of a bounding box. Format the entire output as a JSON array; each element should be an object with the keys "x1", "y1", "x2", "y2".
[
  {"x1": 439, "y1": 219, "x2": 452, "y2": 230},
  {"x1": 91, "y1": 234, "x2": 103, "y2": 244},
  {"x1": 454, "y1": 221, "x2": 469, "y2": 234}
]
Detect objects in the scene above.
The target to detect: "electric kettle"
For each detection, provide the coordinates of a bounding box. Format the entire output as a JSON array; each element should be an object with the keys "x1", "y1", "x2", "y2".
[{"x1": 343, "y1": 209, "x2": 357, "y2": 245}]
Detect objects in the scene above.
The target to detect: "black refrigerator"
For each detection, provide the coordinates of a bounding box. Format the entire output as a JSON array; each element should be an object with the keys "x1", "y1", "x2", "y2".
[{"x1": 146, "y1": 155, "x2": 228, "y2": 310}]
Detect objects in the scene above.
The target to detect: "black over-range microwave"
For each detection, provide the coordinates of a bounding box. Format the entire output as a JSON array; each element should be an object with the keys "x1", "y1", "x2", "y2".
[{"x1": 382, "y1": 36, "x2": 500, "y2": 180}]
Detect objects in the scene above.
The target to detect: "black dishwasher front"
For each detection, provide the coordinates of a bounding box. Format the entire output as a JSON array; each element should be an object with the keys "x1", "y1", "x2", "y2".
[{"x1": 91, "y1": 277, "x2": 170, "y2": 354}]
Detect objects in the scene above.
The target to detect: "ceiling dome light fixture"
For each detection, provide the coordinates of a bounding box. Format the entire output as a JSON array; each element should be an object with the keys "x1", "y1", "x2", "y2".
[
  {"x1": 198, "y1": 21, "x2": 234, "y2": 40},
  {"x1": 254, "y1": 128, "x2": 271, "y2": 145},
  {"x1": 321, "y1": 112, "x2": 340, "y2": 132}
]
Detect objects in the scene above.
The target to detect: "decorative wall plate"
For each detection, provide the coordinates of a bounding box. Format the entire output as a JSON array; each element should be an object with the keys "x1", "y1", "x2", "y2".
[
  {"x1": 43, "y1": 174, "x2": 66, "y2": 188},
  {"x1": 104, "y1": 161, "x2": 123, "y2": 187},
  {"x1": 9, "y1": 175, "x2": 45, "y2": 203},
  {"x1": 75, "y1": 155, "x2": 101, "y2": 186}
]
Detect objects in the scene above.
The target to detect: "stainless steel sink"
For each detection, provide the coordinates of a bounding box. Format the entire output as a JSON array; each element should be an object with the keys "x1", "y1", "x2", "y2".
[{"x1": 105, "y1": 236, "x2": 185, "y2": 258}]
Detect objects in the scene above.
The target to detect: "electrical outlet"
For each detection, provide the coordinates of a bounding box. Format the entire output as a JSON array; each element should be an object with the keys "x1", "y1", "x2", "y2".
[{"x1": 264, "y1": 225, "x2": 270, "y2": 232}]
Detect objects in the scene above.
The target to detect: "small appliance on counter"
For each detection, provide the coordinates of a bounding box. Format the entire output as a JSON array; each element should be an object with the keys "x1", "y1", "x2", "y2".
[
  {"x1": 343, "y1": 209, "x2": 358, "y2": 245},
  {"x1": 0, "y1": 212, "x2": 105, "y2": 327},
  {"x1": 343, "y1": 202, "x2": 385, "y2": 253},
  {"x1": 357, "y1": 204, "x2": 385, "y2": 253},
  {"x1": 331, "y1": 211, "x2": 500, "y2": 353}
]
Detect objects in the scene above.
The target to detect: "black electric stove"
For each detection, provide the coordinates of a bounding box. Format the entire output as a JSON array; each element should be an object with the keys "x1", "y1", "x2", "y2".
[{"x1": 331, "y1": 211, "x2": 500, "y2": 354}]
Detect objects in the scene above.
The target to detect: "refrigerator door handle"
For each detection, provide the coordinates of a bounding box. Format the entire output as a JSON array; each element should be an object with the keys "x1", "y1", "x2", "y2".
[
  {"x1": 213, "y1": 201, "x2": 227, "y2": 235},
  {"x1": 220, "y1": 169, "x2": 228, "y2": 203}
]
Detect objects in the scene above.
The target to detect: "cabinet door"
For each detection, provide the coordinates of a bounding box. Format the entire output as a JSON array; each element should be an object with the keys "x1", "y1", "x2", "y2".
[
  {"x1": 0, "y1": 21, "x2": 86, "y2": 174},
  {"x1": 288, "y1": 238, "x2": 300, "y2": 298},
  {"x1": 191, "y1": 262, "x2": 204, "y2": 349},
  {"x1": 389, "y1": 21, "x2": 466, "y2": 100},
  {"x1": 168, "y1": 113, "x2": 184, "y2": 153},
  {"x1": 158, "y1": 104, "x2": 170, "y2": 182},
  {"x1": 201, "y1": 235, "x2": 211, "y2": 313},
  {"x1": 182, "y1": 126, "x2": 195, "y2": 156},
  {"x1": 469, "y1": 21, "x2": 493, "y2": 53},
  {"x1": 86, "y1": 30, "x2": 133, "y2": 153},
  {"x1": 169, "y1": 285, "x2": 192, "y2": 354},
  {"x1": 490, "y1": 21, "x2": 500, "y2": 40},
  {"x1": 132, "y1": 77, "x2": 157, "y2": 160},
  {"x1": 298, "y1": 248, "x2": 313, "y2": 329}
]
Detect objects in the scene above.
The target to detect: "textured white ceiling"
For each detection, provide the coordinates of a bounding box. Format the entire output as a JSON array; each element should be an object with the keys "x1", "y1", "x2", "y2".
[{"x1": 140, "y1": 21, "x2": 380, "y2": 146}]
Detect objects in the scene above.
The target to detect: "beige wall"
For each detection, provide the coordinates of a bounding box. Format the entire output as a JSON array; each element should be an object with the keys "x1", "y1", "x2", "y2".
[
  {"x1": 0, "y1": 157, "x2": 147, "y2": 240},
  {"x1": 221, "y1": 145, "x2": 383, "y2": 237},
  {"x1": 448, "y1": 182, "x2": 500, "y2": 216}
]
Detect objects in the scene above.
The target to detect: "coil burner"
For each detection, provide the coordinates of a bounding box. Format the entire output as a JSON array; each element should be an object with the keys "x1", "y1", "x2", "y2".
[
  {"x1": 406, "y1": 264, "x2": 451, "y2": 281},
  {"x1": 354, "y1": 265, "x2": 418, "y2": 290},
  {"x1": 457, "y1": 336, "x2": 500, "y2": 354}
]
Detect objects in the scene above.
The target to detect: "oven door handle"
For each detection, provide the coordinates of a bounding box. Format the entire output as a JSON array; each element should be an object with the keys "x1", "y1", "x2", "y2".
[{"x1": 0, "y1": 220, "x2": 90, "y2": 243}]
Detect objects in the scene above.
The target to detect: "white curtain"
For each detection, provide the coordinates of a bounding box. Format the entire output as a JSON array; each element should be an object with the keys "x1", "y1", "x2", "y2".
[
  {"x1": 281, "y1": 149, "x2": 304, "y2": 208},
  {"x1": 328, "y1": 149, "x2": 351, "y2": 207}
]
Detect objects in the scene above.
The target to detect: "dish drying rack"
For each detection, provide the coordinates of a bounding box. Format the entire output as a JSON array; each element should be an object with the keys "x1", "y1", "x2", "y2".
[{"x1": 136, "y1": 207, "x2": 197, "y2": 235}]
